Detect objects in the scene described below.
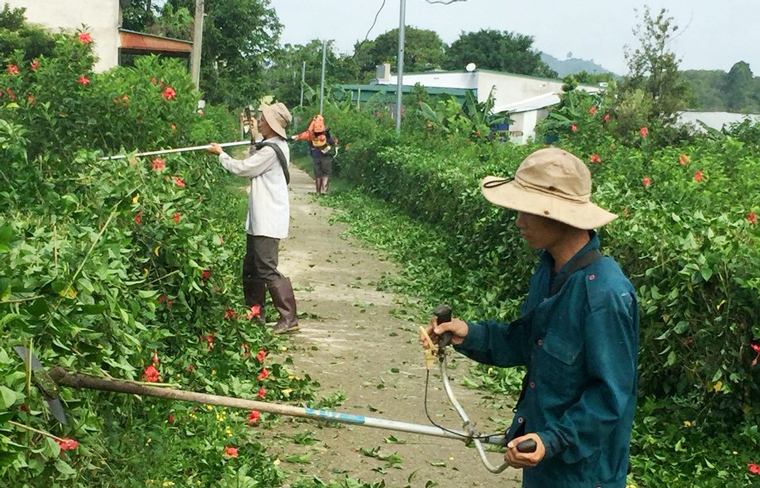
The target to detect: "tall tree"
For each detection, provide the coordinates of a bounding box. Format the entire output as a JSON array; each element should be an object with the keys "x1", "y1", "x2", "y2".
[
  {"x1": 266, "y1": 40, "x2": 359, "y2": 108},
  {"x1": 351, "y1": 27, "x2": 446, "y2": 81},
  {"x1": 724, "y1": 61, "x2": 754, "y2": 112},
  {"x1": 620, "y1": 7, "x2": 690, "y2": 126},
  {"x1": 126, "y1": 0, "x2": 281, "y2": 108},
  {"x1": 170, "y1": 0, "x2": 281, "y2": 108},
  {"x1": 443, "y1": 29, "x2": 557, "y2": 78}
]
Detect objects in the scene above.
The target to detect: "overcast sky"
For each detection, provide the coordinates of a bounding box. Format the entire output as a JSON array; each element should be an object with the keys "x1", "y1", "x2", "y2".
[{"x1": 269, "y1": 0, "x2": 760, "y2": 75}]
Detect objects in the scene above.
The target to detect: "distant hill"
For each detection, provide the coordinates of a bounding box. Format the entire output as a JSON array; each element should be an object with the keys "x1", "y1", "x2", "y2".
[{"x1": 540, "y1": 52, "x2": 615, "y2": 78}]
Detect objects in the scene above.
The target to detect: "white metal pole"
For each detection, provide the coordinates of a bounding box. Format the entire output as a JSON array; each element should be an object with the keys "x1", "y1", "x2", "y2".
[
  {"x1": 319, "y1": 40, "x2": 327, "y2": 114},
  {"x1": 300, "y1": 60, "x2": 306, "y2": 107},
  {"x1": 395, "y1": 0, "x2": 406, "y2": 133},
  {"x1": 100, "y1": 140, "x2": 253, "y2": 161}
]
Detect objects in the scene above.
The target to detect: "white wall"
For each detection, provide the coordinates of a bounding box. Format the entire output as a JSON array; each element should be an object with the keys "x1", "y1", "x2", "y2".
[
  {"x1": 7, "y1": 0, "x2": 120, "y2": 72},
  {"x1": 386, "y1": 71, "x2": 478, "y2": 90}
]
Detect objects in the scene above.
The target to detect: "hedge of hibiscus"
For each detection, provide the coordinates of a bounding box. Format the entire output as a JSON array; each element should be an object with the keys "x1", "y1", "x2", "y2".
[
  {"x1": 0, "y1": 20, "x2": 316, "y2": 487},
  {"x1": 320, "y1": 88, "x2": 760, "y2": 484}
]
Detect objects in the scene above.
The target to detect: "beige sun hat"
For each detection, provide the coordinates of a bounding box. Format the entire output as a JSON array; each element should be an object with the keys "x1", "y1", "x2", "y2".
[
  {"x1": 260, "y1": 102, "x2": 292, "y2": 139},
  {"x1": 480, "y1": 147, "x2": 617, "y2": 230}
]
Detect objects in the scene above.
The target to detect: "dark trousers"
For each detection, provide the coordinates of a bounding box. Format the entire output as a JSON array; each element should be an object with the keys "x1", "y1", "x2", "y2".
[{"x1": 243, "y1": 234, "x2": 284, "y2": 284}]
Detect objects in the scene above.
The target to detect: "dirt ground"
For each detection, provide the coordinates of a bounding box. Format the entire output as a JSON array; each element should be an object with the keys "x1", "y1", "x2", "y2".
[{"x1": 264, "y1": 166, "x2": 522, "y2": 488}]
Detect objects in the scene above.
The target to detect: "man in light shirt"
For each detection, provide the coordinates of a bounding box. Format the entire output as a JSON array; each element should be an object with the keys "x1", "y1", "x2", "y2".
[{"x1": 207, "y1": 102, "x2": 299, "y2": 334}]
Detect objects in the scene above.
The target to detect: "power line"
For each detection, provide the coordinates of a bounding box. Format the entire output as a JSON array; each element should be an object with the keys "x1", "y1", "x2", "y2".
[{"x1": 364, "y1": 0, "x2": 387, "y2": 41}]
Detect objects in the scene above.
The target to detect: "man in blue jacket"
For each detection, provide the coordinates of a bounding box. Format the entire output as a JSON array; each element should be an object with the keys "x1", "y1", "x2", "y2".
[{"x1": 425, "y1": 148, "x2": 639, "y2": 487}]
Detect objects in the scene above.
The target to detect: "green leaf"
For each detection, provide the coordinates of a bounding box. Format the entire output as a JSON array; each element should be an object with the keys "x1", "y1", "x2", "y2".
[
  {"x1": 54, "y1": 459, "x2": 77, "y2": 476},
  {"x1": 0, "y1": 386, "x2": 18, "y2": 409}
]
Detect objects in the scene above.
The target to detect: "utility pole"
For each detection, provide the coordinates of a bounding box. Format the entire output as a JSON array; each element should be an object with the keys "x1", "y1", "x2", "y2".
[
  {"x1": 190, "y1": 0, "x2": 204, "y2": 90},
  {"x1": 319, "y1": 40, "x2": 327, "y2": 114},
  {"x1": 299, "y1": 61, "x2": 306, "y2": 107},
  {"x1": 395, "y1": 0, "x2": 406, "y2": 133}
]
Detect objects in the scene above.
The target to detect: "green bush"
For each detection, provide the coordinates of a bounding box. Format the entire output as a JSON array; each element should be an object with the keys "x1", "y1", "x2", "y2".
[{"x1": 0, "y1": 16, "x2": 313, "y2": 487}]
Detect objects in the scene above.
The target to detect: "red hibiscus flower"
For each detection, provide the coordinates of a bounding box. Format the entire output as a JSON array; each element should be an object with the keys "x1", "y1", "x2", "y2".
[
  {"x1": 173, "y1": 176, "x2": 186, "y2": 187},
  {"x1": 152, "y1": 350, "x2": 160, "y2": 365},
  {"x1": 57, "y1": 437, "x2": 79, "y2": 451},
  {"x1": 589, "y1": 153, "x2": 601, "y2": 164},
  {"x1": 679, "y1": 153, "x2": 691, "y2": 165},
  {"x1": 162, "y1": 86, "x2": 177, "y2": 100},
  {"x1": 78, "y1": 32, "x2": 92, "y2": 44},
  {"x1": 748, "y1": 212, "x2": 757, "y2": 225},
  {"x1": 142, "y1": 365, "x2": 161, "y2": 383},
  {"x1": 158, "y1": 294, "x2": 173, "y2": 308},
  {"x1": 257, "y1": 368, "x2": 270, "y2": 381},
  {"x1": 7, "y1": 64, "x2": 18, "y2": 75},
  {"x1": 19, "y1": 404, "x2": 30, "y2": 413},
  {"x1": 750, "y1": 463, "x2": 760, "y2": 475},
  {"x1": 751, "y1": 343, "x2": 760, "y2": 367},
  {"x1": 30, "y1": 59, "x2": 39, "y2": 71},
  {"x1": 571, "y1": 124, "x2": 578, "y2": 132},
  {"x1": 642, "y1": 177, "x2": 652, "y2": 188},
  {"x1": 255, "y1": 349, "x2": 267, "y2": 363},
  {"x1": 134, "y1": 210, "x2": 143, "y2": 225},
  {"x1": 27, "y1": 93, "x2": 35, "y2": 105},
  {"x1": 173, "y1": 213, "x2": 181, "y2": 225},
  {"x1": 202, "y1": 334, "x2": 214, "y2": 350},
  {"x1": 224, "y1": 446, "x2": 239, "y2": 458},
  {"x1": 202, "y1": 269, "x2": 211, "y2": 280},
  {"x1": 168, "y1": 413, "x2": 175, "y2": 424},
  {"x1": 693, "y1": 170, "x2": 704, "y2": 182},
  {"x1": 152, "y1": 157, "x2": 165, "y2": 171},
  {"x1": 257, "y1": 388, "x2": 266, "y2": 399},
  {"x1": 248, "y1": 410, "x2": 261, "y2": 425},
  {"x1": 245, "y1": 305, "x2": 261, "y2": 319},
  {"x1": 186, "y1": 364, "x2": 196, "y2": 372},
  {"x1": 603, "y1": 114, "x2": 610, "y2": 121},
  {"x1": 639, "y1": 126, "x2": 649, "y2": 138},
  {"x1": 224, "y1": 307, "x2": 237, "y2": 320},
  {"x1": 78, "y1": 76, "x2": 89, "y2": 86},
  {"x1": 589, "y1": 106, "x2": 596, "y2": 115}
]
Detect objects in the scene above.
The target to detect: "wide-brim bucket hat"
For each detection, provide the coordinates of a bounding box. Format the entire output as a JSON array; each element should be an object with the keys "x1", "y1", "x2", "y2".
[
  {"x1": 261, "y1": 102, "x2": 292, "y2": 139},
  {"x1": 481, "y1": 147, "x2": 617, "y2": 230}
]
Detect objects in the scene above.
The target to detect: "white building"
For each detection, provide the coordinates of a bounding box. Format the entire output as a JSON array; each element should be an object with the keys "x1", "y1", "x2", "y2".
[
  {"x1": 7, "y1": 0, "x2": 192, "y2": 72},
  {"x1": 375, "y1": 64, "x2": 601, "y2": 144}
]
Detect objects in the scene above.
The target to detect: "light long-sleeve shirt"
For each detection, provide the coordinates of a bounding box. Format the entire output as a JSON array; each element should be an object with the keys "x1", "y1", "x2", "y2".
[{"x1": 218, "y1": 137, "x2": 290, "y2": 239}]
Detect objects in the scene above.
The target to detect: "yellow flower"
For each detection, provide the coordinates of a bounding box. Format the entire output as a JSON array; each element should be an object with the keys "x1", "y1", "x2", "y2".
[
  {"x1": 146, "y1": 437, "x2": 152, "y2": 445},
  {"x1": 713, "y1": 381, "x2": 722, "y2": 392},
  {"x1": 205, "y1": 404, "x2": 213, "y2": 411},
  {"x1": 225, "y1": 426, "x2": 233, "y2": 437},
  {"x1": 273, "y1": 458, "x2": 281, "y2": 466},
  {"x1": 132, "y1": 193, "x2": 139, "y2": 204},
  {"x1": 162, "y1": 482, "x2": 175, "y2": 487},
  {"x1": 683, "y1": 421, "x2": 692, "y2": 427}
]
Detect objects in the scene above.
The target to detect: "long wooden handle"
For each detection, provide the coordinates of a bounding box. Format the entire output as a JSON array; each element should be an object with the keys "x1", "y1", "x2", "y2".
[{"x1": 49, "y1": 367, "x2": 304, "y2": 418}]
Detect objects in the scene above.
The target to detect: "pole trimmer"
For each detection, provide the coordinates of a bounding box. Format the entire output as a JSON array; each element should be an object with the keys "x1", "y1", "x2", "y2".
[{"x1": 13, "y1": 306, "x2": 534, "y2": 473}]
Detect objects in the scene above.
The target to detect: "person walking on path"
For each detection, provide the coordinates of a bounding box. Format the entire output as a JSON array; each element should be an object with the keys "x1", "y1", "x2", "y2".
[
  {"x1": 422, "y1": 148, "x2": 639, "y2": 487},
  {"x1": 292, "y1": 114, "x2": 337, "y2": 195},
  {"x1": 207, "y1": 102, "x2": 300, "y2": 334}
]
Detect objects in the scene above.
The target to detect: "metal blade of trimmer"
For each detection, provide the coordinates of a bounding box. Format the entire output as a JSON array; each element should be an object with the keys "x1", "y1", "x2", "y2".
[{"x1": 14, "y1": 346, "x2": 68, "y2": 424}]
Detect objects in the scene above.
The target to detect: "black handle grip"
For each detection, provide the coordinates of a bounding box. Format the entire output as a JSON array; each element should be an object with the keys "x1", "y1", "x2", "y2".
[
  {"x1": 516, "y1": 439, "x2": 537, "y2": 453},
  {"x1": 433, "y1": 304, "x2": 453, "y2": 350}
]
